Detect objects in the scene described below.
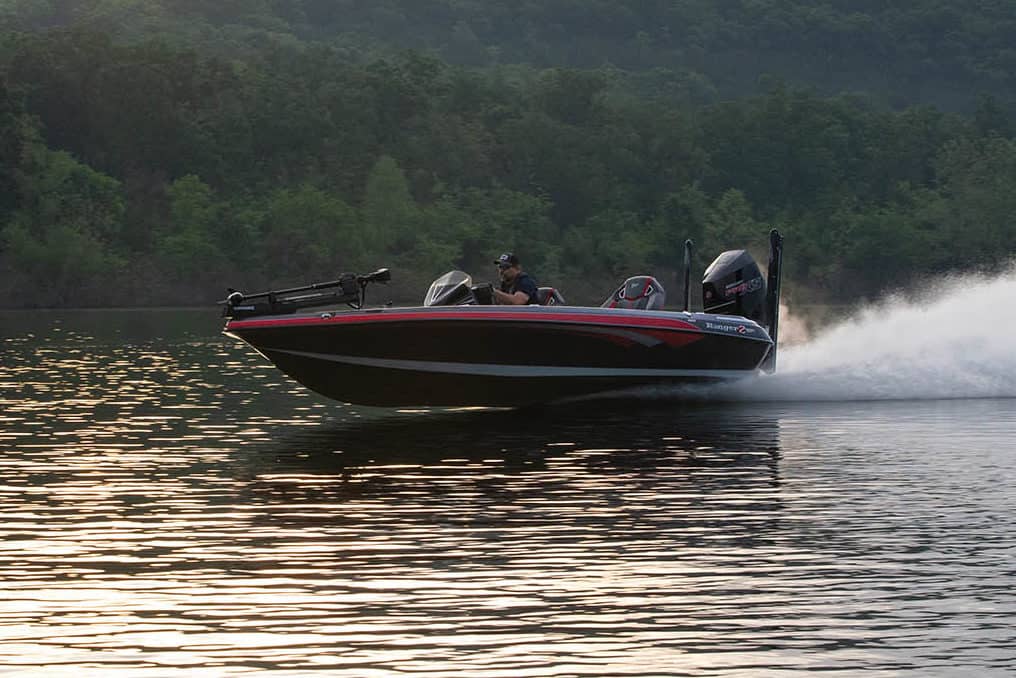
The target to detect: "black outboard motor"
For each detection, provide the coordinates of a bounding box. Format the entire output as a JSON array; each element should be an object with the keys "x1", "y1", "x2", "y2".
[
  {"x1": 702, "y1": 250, "x2": 768, "y2": 325},
  {"x1": 601, "y1": 276, "x2": 666, "y2": 310},
  {"x1": 700, "y1": 229, "x2": 784, "y2": 373}
]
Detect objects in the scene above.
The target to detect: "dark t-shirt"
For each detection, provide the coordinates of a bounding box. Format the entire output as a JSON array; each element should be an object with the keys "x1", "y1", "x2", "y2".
[{"x1": 501, "y1": 272, "x2": 539, "y2": 304}]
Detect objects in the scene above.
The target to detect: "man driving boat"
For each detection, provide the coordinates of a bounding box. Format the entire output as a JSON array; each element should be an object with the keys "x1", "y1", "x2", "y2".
[{"x1": 492, "y1": 252, "x2": 539, "y2": 305}]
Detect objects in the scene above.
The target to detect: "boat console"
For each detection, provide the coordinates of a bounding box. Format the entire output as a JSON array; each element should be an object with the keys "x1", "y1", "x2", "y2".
[{"x1": 422, "y1": 271, "x2": 564, "y2": 306}]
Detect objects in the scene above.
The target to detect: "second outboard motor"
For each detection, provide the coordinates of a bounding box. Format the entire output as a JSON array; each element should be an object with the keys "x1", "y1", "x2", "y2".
[
  {"x1": 702, "y1": 250, "x2": 767, "y2": 325},
  {"x1": 601, "y1": 276, "x2": 666, "y2": 310}
]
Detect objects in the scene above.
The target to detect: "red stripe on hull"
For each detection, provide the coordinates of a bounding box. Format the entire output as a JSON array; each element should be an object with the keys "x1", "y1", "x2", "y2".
[
  {"x1": 227, "y1": 309, "x2": 701, "y2": 333},
  {"x1": 638, "y1": 328, "x2": 705, "y2": 348}
]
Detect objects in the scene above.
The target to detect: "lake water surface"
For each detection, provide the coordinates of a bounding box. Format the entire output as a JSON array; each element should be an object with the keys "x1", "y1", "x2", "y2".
[{"x1": 1, "y1": 307, "x2": 1015, "y2": 676}]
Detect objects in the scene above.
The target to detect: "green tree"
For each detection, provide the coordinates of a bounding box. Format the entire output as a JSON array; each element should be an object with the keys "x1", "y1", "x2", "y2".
[
  {"x1": 0, "y1": 146, "x2": 125, "y2": 306},
  {"x1": 362, "y1": 155, "x2": 418, "y2": 256},
  {"x1": 934, "y1": 136, "x2": 1016, "y2": 265},
  {"x1": 157, "y1": 174, "x2": 226, "y2": 280},
  {"x1": 0, "y1": 76, "x2": 30, "y2": 218},
  {"x1": 260, "y1": 184, "x2": 361, "y2": 283}
]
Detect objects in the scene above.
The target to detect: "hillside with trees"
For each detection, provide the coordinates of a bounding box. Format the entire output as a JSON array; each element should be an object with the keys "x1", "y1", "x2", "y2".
[
  {"x1": 7, "y1": 1, "x2": 1016, "y2": 110},
  {"x1": 1, "y1": 2, "x2": 1015, "y2": 308}
]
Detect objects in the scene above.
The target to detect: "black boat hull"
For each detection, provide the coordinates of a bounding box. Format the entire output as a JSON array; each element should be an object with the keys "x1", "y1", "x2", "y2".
[{"x1": 225, "y1": 306, "x2": 772, "y2": 407}]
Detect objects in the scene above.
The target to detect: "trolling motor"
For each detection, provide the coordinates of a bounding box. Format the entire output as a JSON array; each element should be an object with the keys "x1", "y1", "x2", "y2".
[
  {"x1": 697, "y1": 230, "x2": 784, "y2": 373},
  {"x1": 222, "y1": 268, "x2": 391, "y2": 319}
]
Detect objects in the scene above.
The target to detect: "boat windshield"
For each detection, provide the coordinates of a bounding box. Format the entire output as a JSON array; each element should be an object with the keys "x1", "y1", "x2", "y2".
[{"x1": 424, "y1": 271, "x2": 474, "y2": 306}]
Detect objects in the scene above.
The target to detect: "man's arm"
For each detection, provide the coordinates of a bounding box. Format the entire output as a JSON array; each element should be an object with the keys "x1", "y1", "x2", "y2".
[{"x1": 493, "y1": 288, "x2": 530, "y2": 305}]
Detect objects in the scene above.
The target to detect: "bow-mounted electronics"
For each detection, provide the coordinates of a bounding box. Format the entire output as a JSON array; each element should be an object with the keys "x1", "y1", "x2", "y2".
[{"x1": 222, "y1": 268, "x2": 390, "y2": 319}]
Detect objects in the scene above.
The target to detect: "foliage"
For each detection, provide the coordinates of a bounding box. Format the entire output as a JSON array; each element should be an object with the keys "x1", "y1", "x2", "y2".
[
  {"x1": 0, "y1": 5, "x2": 1015, "y2": 308},
  {"x1": 6, "y1": 0, "x2": 1016, "y2": 110},
  {"x1": 0, "y1": 145, "x2": 125, "y2": 306},
  {"x1": 259, "y1": 183, "x2": 361, "y2": 282}
]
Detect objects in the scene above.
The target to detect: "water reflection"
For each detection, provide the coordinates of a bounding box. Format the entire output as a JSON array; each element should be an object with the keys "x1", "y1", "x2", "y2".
[
  {"x1": 238, "y1": 404, "x2": 785, "y2": 555},
  {"x1": 261, "y1": 400, "x2": 781, "y2": 467},
  {"x1": 2, "y1": 310, "x2": 1015, "y2": 676}
]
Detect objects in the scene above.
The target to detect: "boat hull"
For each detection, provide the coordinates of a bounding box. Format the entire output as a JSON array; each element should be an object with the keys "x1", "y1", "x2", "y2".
[{"x1": 225, "y1": 306, "x2": 772, "y2": 406}]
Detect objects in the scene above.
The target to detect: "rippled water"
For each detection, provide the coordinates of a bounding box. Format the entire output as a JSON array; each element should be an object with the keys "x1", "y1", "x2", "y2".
[{"x1": 2, "y1": 309, "x2": 1015, "y2": 676}]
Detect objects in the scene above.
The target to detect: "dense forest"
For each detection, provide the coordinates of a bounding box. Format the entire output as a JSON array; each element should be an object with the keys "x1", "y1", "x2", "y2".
[
  {"x1": 1, "y1": 1, "x2": 1015, "y2": 308},
  {"x1": 8, "y1": 0, "x2": 1016, "y2": 110}
]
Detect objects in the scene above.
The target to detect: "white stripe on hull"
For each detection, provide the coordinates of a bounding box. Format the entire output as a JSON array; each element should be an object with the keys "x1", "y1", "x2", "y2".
[{"x1": 272, "y1": 349, "x2": 759, "y2": 380}]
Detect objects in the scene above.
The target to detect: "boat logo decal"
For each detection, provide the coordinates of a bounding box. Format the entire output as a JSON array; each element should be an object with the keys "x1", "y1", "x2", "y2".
[
  {"x1": 724, "y1": 276, "x2": 763, "y2": 297},
  {"x1": 705, "y1": 321, "x2": 756, "y2": 335}
]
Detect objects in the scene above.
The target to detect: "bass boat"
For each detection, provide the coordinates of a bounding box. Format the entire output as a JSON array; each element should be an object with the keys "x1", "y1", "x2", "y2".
[{"x1": 222, "y1": 231, "x2": 784, "y2": 406}]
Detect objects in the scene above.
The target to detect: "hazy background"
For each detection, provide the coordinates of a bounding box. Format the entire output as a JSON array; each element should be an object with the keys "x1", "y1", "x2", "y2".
[{"x1": 1, "y1": 1, "x2": 1014, "y2": 309}]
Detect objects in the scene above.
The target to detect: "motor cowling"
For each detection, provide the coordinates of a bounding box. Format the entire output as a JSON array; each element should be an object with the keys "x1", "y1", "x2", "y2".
[{"x1": 702, "y1": 250, "x2": 768, "y2": 325}]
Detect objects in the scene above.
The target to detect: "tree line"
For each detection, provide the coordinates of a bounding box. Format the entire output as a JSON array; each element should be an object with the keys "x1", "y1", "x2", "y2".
[
  {"x1": 1, "y1": 20, "x2": 1015, "y2": 307},
  {"x1": 6, "y1": 1, "x2": 1016, "y2": 110}
]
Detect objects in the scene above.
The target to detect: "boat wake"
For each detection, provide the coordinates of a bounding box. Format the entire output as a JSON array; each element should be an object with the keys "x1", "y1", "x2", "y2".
[{"x1": 686, "y1": 264, "x2": 1016, "y2": 403}]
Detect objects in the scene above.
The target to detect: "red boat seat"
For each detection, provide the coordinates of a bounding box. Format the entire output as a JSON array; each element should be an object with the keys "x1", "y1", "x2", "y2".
[
  {"x1": 536, "y1": 287, "x2": 565, "y2": 305},
  {"x1": 601, "y1": 276, "x2": 666, "y2": 310}
]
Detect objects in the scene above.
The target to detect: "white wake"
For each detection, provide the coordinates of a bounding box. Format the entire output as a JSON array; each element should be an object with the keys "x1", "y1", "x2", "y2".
[{"x1": 720, "y1": 265, "x2": 1016, "y2": 402}]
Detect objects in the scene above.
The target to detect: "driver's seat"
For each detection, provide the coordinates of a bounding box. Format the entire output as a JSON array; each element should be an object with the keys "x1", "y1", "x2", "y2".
[{"x1": 536, "y1": 287, "x2": 565, "y2": 305}]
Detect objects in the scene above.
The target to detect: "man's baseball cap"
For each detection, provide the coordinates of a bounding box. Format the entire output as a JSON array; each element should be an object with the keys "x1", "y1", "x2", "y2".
[{"x1": 494, "y1": 252, "x2": 519, "y2": 267}]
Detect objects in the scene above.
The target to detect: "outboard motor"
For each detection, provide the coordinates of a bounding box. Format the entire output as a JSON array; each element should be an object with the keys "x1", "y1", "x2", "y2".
[
  {"x1": 601, "y1": 276, "x2": 666, "y2": 310},
  {"x1": 702, "y1": 250, "x2": 768, "y2": 325},
  {"x1": 700, "y1": 230, "x2": 784, "y2": 373}
]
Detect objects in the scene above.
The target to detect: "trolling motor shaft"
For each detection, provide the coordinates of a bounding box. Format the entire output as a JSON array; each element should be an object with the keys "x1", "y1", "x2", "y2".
[{"x1": 222, "y1": 269, "x2": 390, "y2": 319}]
